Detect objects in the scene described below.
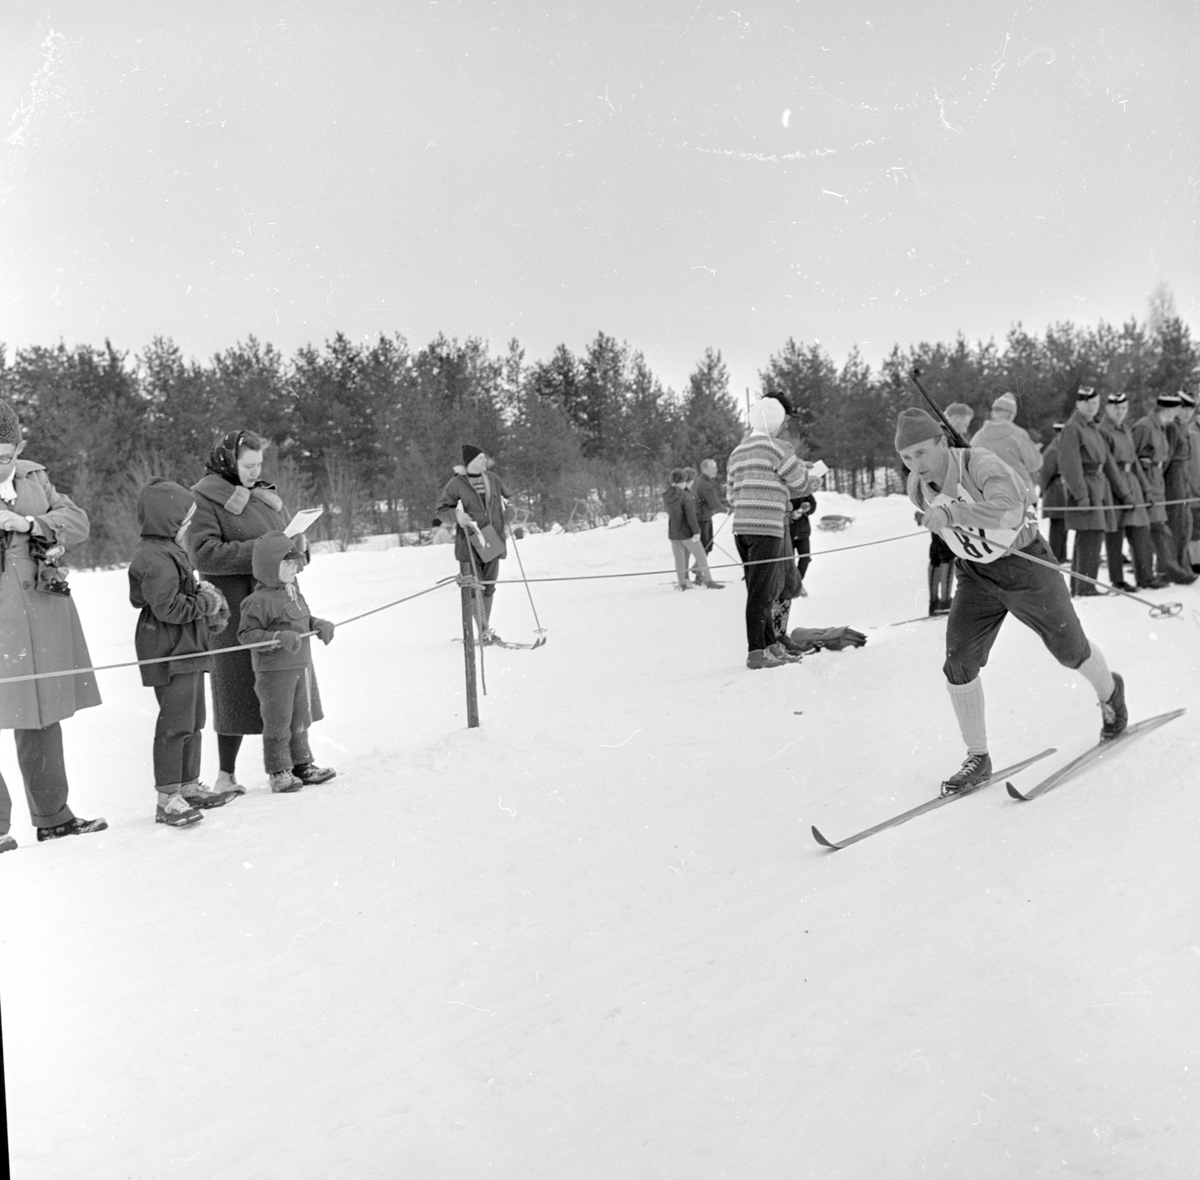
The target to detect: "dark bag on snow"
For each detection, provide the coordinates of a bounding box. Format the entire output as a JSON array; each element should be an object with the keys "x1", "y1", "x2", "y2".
[{"x1": 788, "y1": 625, "x2": 867, "y2": 652}]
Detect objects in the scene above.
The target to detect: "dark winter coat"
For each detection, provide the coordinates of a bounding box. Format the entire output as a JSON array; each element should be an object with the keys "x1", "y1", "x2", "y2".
[
  {"x1": 435, "y1": 468, "x2": 510, "y2": 565},
  {"x1": 237, "y1": 532, "x2": 331, "y2": 675},
  {"x1": 1058, "y1": 409, "x2": 1118, "y2": 532},
  {"x1": 1098, "y1": 419, "x2": 1152, "y2": 529},
  {"x1": 662, "y1": 485, "x2": 699, "y2": 540},
  {"x1": 692, "y1": 473, "x2": 728, "y2": 523},
  {"x1": 128, "y1": 480, "x2": 213, "y2": 687},
  {"x1": 188, "y1": 471, "x2": 295, "y2": 734},
  {"x1": 1188, "y1": 420, "x2": 1200, "y2": 495},
  {"x1": 0, "y1": 460, "x2": 101, "y2": 729},
  {"x1": 1165, "y1": 419, "x2": 1193, "y2": 507},
  {"x1": 1131, "y1": 413, "x2": 1171, "y2": 524},
  {"x1": 789, "y1": 493, "x2": 817, "y2": 546},
  {"x1": 1039, "y1": 436, "x2": 1067, "y2": 521}
]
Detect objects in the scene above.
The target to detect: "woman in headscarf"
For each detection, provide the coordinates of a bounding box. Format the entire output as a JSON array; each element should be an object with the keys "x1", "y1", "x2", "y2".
[
  {"x1": 189, "y1": 430, "x2": 335, "y2": 793},
  {"x1": 0, "y1": 399, "x2": 105, "y2": 852}
]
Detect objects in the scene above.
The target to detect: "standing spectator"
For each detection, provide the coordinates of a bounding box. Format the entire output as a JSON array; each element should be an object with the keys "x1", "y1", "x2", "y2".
[
  {"x1": 1058, "y1": 386, "x2": 1118, "y2": 596},
  {"x1": 769, "y1": 414, "x2": 815, "y2": 645},
  {"x1": 691, "y1": 459, "x2": 729, "y2": 570},
  {"x1": 970, "y1": 391, "x2": 1043, "y2": 493},
  {"x1": 790, "y1": 491, "x2": 817, "y2": 597},
  {"x1": 0, "y1": 399, "x2": 105, "y2": 852},
  {"x1": 1039, "y1": 424, "x2": 1069, "y2": 563},
  {"x1": 129, "y1": 479, "x2": 238, "y2": 828},
  {"x1": 662, "y1": 469, "x2": 721, "y2": 590},
  {"x1": 430, "y1": 518, "x2": 454, "y2": 545},
  {"x1": 1164, "y1": 391, "x2": 1196, "y2": 571},
  {"x1": 1097, "y1": 393, "x2": 1157, "y2": 590},
  {"x1": 237, "y1": 532, "x2": 336, "y2": 794},
  {"x1": 1132, "y1": 393, "x2": 1197, "y2": 585},
  {"x1": 436, "y1": 445, "x2": 512, "y2": 645},
  {"x1": 728, "y1": 396, "x2": 819, "y2": 669},
  {"x1": 189, "y1": 429, "x2": 324, "y2": 793},
  {"x1": 1187, "y1": 396, "x2": 1200, "y2": 572}
]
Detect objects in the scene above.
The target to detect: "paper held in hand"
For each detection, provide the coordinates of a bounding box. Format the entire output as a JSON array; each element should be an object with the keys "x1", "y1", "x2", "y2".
[{"x1": 284, "y1": 508, "x2": 323, "y2": 537}]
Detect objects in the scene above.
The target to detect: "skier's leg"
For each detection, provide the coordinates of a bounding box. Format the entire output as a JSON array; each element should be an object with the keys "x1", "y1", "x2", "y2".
[{"x1": 946, "y1": 679, "x2": 987, "y2": 755}]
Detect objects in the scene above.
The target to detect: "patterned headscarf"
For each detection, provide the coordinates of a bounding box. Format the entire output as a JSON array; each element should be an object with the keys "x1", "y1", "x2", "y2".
[{"x1": 205, "y1": 430, "x2": 251, "y2": 485}]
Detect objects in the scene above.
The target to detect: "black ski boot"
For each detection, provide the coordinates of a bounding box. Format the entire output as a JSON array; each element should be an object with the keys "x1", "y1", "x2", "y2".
[
  {"x1": 1100, "y1": 673, "x2": 1127, "y2": 741},
  {"x1": 940, "y1": 753, "x2": 992, "y2": 798}
]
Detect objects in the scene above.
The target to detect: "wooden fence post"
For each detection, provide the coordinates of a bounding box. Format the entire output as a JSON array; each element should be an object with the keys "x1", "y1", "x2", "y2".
[{"x1": 460, "y1": 583, "x2": 480, "y2": 728}]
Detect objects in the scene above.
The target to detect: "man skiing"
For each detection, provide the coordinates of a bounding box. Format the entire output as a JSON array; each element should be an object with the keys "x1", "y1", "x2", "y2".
[{"x1": 895, "y1": 407, "x2": 1128, "y2": 796}]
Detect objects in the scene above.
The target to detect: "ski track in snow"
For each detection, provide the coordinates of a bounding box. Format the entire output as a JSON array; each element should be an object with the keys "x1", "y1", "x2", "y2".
[{"x1": 2, "y1": 491, "x2": 1198, "y2": 1178}]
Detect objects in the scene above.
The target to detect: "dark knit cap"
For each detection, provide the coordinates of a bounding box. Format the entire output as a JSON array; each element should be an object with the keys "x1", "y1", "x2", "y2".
[
  {"x1": 1076, "y1": 385, "x2": 1099, "y2": 401},
  {"x1": 1106, "y1": 391, "x2": 1128, "y2": 405},
  {"x1": 1157, "y1": 392, "x2": 1182, "y2": 408},
  {"x1": 462, "y1": 444, "x2": 483, "y2": 466},
  {"x1": 0, "y1": 400, "x2": 20, "y2": 448},
  {"x1": 894, "y1": 408, "x2": 943, "y2": 451}
]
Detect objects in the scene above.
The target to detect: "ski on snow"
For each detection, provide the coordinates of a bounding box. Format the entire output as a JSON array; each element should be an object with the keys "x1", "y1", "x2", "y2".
[
  {"x1": 810, "y1": 747, "x2": 1056, "y2": 851},
  {"x1": 1005, "y1": 708, "x2": 1186, "y2": 802},
  {"x1": 452, "y1": 635, "x2": 547, "y2": 650}
]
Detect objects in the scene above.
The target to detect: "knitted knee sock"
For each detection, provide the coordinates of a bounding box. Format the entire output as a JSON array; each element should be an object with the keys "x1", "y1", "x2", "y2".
[
  {"x1": 1075, "y1": 643, "x2": 1115, "y2": 702},
  {"x1": 946, "y1": 678, "x2": 988, "y2": 755}
]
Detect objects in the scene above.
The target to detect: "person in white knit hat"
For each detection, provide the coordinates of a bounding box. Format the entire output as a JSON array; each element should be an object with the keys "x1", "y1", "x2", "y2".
[{"x1": 970, "y1": 391, "x2": 1043, "y2": 494}]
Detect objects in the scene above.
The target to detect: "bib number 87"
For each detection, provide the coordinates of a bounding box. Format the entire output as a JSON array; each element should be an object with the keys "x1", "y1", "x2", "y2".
[{"x1": 953, "y1": 528, "x2": 994, "y2": 558}]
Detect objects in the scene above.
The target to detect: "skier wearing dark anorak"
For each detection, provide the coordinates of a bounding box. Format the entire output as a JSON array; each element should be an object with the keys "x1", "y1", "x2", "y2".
[
  {"x1": 435, "y1": 445, "x2": 512, "y2": 646},
  {"x1": 896, "y1": 406, "x2": 1127, "y2": 797}
]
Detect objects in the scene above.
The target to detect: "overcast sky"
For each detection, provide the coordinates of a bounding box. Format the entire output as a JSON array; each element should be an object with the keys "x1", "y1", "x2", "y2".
[{"x1": 2, "y1": 1, "x2": 1198, "y2": 400}]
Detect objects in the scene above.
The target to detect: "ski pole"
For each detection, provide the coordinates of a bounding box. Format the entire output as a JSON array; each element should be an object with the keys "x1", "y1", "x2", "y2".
[
  {"x1": 940, "y1": 527, "x2": 1182, "y2": 618},
  {"x1": 506, "y1": 528, "x2": 546, "y2": 641}
]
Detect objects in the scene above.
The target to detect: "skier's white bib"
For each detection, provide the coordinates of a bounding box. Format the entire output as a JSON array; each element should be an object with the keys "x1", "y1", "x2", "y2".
[{"x1": 929, "y1": 451, "x2": 1035, "y2": 564}]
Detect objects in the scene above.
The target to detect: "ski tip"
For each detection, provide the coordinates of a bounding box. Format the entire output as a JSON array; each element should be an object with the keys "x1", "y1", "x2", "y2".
[
  {"x1": 810, "y1": 825, "x2": 840, "y2": 850},
  {"x1": 1005, "y1": 781, "x2": 1029, "y2": 802}
]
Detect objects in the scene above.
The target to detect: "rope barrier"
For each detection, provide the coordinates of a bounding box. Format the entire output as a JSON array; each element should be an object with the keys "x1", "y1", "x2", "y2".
[
  {"x1": 488, "y1": 530, "x2": 929, "y2": 584},
  {"x1": 0, "y1": 578, "x2": 459, "y2": 687}
]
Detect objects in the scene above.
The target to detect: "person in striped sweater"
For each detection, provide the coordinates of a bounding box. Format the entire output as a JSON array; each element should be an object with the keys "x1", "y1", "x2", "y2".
[{"x1": 728, "y1": 396, "x2": 823, "y2": 669}]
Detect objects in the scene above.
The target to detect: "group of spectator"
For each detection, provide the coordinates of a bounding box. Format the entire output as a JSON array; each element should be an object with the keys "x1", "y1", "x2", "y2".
[
  {"x1": 0, "y1": 415, "x2": 338, "y2": 851},
  {"x1": 662, "y1": 460, "x2": 728, "y2": 591},
  {"x1": 1042, "y1": 388, "x2": 1200, "y2": 592}
]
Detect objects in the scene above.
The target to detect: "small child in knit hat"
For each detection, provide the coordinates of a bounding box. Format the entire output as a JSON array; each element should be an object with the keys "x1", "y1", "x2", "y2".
[{"x1": 236, "y1": 531, "x2": 336, "y2": 793}]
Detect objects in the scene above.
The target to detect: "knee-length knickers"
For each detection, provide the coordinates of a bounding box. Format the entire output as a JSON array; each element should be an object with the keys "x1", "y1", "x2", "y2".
[{"x1": 944, "y1": 536, "x2": 1090, "y2": 685}]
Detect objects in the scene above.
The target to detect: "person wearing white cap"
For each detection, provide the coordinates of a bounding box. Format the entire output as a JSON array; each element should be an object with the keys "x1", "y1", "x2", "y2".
[
  {"x1": 1186, "y1": 396, "x2": 1200, "y2": 571},
  {"x1": 1097, "y1": 391, "x2": 1158, "y2": 589},
  {"x1": 727, "y1": 395, "x2": 821, "y2": 669},
  {"x1": 1058, "y1": 385, "x2": 1120, "y2": 596},
  {"x1": 1132, "y1": 392, "x2": 1197, "y2": 585},
  {"x1": 970, "y1": 391, "x2": 1042, "y2": 494},
  {"x1": 1165, "y1": 391, "x2": 1197, "y2": 570},
  {"x1": 895, "y1": 406, "x2": 1126, "y2": 796}
]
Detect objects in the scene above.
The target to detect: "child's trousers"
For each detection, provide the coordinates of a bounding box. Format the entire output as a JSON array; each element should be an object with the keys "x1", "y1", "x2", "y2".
[
  {"x1": 255, "y1": 666, "x2": 317, "y2": 773},
  {"x1": 153, "y1": 672, "x2": 206, "y2": 788}
]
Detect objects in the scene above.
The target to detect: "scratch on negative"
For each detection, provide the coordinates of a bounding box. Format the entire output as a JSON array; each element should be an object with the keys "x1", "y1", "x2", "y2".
[{"x1": 599, "y1": 729, "x2": 641, "y2": 748}]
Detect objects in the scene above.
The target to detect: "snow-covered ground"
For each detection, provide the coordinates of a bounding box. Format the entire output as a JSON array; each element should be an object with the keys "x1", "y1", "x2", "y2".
[{"x1": 3, "y1": 492, "x2": 1198, "y2": 1179}]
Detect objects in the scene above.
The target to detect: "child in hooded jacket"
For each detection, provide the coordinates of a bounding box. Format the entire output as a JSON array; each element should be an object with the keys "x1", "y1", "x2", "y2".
[
  {"x1": 236, "y1": 531, "x2": 336, "y2": 793},
  {"x1": 128, "y1": 478, "x2": 237, "y2": 828}
]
